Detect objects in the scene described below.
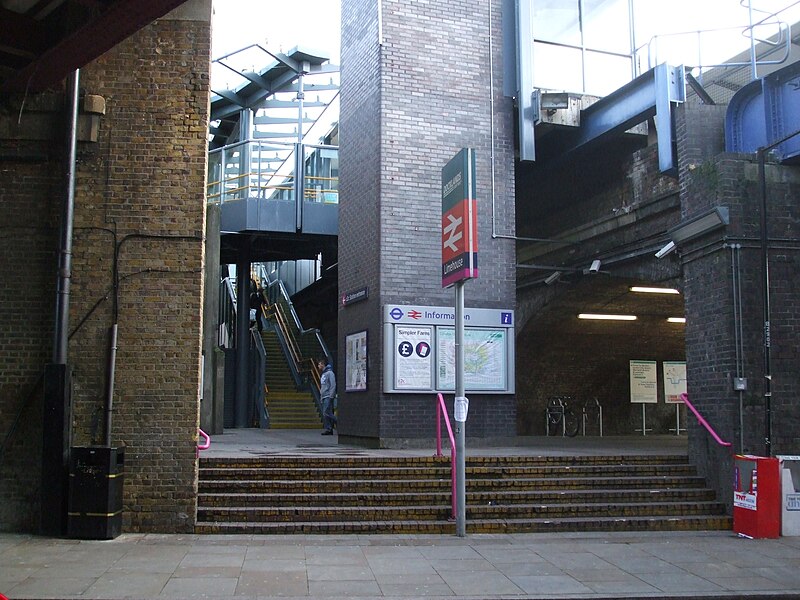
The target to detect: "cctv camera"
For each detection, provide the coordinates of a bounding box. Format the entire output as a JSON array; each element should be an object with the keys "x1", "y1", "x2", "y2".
[
  {"x1": 655, "y1": 241, "x2": 676, "y2": 259},
  {"x1": 589, "y1": 259, "x2": 601, "y2": 273}
]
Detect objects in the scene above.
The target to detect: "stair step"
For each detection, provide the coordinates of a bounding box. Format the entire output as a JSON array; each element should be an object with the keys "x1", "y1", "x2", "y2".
[
  {"x1": 197, "y1": 500, "x2": 726, "y2": 523},
  {"x1": 199, "y1": 454, "x2": 690, "y2": 468},
  {"x1": 195, "y1": 514, "x2": 732, "y2": 535},
  {"x1": 199, "y1": 464, "x2": 698, "y2": 480},
  {"x1": 195, "y1": 453, "x2": 731, "y2": 535},
  {"x1": 198, "y1": 487, "x2": 719, "y2": 508},
  {"x1": 199, "y1": 476, "x2": 710, "y2": 494}
]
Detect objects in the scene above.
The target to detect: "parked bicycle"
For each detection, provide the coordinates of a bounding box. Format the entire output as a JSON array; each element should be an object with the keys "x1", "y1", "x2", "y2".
[{"x1": 545, "y1": 396, "x2": 580, "y2": 437}]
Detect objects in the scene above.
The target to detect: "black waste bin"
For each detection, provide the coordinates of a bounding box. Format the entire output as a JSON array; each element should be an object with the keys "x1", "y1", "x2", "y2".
[{"x1": 68, "y1": 446, "x2": 124, "y2": 539}]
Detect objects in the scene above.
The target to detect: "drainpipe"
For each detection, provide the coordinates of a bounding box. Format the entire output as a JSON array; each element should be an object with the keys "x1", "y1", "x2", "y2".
[
  {"x1": 41, "y1": 68, "x2": 79, "y2": 536},
  {"x1": 53, "y1": 69, "x2": 79, "y2": 365}
]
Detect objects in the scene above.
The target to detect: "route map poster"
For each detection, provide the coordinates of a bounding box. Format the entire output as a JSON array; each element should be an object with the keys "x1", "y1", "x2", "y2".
[
  {"x1": 437, "y1": 328, "x2": 506, "y2": 391},
  {"x1": 663, "y1": 361, "x2": 687, "y2": 403},
  {"x1": 394, "y1": 326, "x2": 433, "y2": 390},
  {"x1": 630, "y1": 360, "x2": 658, "y2": 403},
  {"x1": 345, "y1": 330, "x2": 368, "y2": 392}
]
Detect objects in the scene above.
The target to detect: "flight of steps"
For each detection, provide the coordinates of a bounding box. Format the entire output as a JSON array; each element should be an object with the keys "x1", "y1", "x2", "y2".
[
  {"x1": 261, "y1": 330, "x2": 320, "y2": 429},
  {"x1": 196, "y1": 454, "x2": 732, "y2": 534}
]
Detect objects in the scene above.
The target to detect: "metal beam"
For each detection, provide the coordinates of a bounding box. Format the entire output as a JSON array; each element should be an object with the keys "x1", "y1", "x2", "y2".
[
  {"x1": 515, "y1": 0, "x2": 536, "y2": 161},
  {"x1": 569, "y1": 63, "x2": 685, "y2": 174},
  {"x1": 1, "y1": 0, "x2": 192, "y2": 92}
]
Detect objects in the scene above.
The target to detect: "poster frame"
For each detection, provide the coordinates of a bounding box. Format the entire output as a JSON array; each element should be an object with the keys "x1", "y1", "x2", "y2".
[{"x1": 345, "y1": 329, "x2": 368, "y2": 392}]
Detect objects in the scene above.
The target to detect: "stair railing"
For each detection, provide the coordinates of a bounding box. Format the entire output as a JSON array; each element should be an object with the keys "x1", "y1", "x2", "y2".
[
  {"x1": 264, "y1": 278, "x2": 332, "y2": 397},
  {"x1": 252, "y1": 328, "x2": 269, "y2": 428},
  {"x1": 435, "y1": 393, "x2": 457, "y2": 520},
  {"x1": 680, "y1": 393, "x2": 732, "y2": 449}
]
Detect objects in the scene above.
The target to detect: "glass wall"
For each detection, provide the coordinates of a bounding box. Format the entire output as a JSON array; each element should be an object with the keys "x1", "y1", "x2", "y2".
[{"x1": 528, "y1": 0, "x2": 634, "y2": 96}]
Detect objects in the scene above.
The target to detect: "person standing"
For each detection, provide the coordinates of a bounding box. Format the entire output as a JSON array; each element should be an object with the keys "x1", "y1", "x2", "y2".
[{"x1": 318, "y1": 358, "x2": 337, "y2": 435}]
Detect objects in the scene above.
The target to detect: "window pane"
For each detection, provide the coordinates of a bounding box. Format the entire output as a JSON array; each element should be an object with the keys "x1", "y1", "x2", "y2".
[
  {"x1": 532, "y1": 0, "x2": 580, "y2": 46},
  {"x1": 583, "y1": 0, "x2": 632, "y2": 54},
  {"x1": 533, "y1": 42, "x2": 584, "y2": 92},
  {"x1": 584, "y1": 51, "x2": 633, "y2": 95}
]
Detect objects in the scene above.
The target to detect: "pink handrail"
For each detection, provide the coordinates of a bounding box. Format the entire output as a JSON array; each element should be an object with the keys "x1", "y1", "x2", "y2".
[
  {"x1": 197, "y1": 428, "x2": 211, "y2": 458},
  {"x1": 435, "y1": 393, "x2": 457, "y2": 519},
  {"x1": 680, "y1": 393, "x2": 732, "y2": 447}
]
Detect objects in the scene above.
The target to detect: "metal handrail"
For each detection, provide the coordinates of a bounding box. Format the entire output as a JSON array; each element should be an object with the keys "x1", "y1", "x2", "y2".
[
  {"x1": 680, "y1": 393, "x2": 732, "y2": 448},
  {"x1": 435, "y1": 393, "x2": 457, "y2": 520},
  {"x1": 197, "y1": 428, "x2": 210, "y2": 458},
  {"x1": 263, "y1": 278, "x2": 331, "y2": 412}
]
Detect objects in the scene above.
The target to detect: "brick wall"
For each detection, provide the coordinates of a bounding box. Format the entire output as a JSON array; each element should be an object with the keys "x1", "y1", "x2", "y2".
[
  {"x1": 677, "y1": 103, "x2": 800, "y2": 506},
  {"x1": 0, "y1": 155, "x2": 60, "y2": 531},
  {"x1": 0, "y1": 4, "x2": 211, "y2": 532},
  {"x1": 340, "y1": 0, "x2": 516, "y2": 445}
]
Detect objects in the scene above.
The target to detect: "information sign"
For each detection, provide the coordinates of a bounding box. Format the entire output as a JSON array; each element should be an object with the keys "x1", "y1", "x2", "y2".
[
  {"x1": 394, "y1": 326, "x2": 433, "y2": 389},
  {"x1": 630, "y1": 360, "x2": 658, "y2": 403},
  {"x1": 437, "y1": 328, "x2": 506, "y2": 391},
  {"x1": 663, "y1": 361, "x2": 687, "y2": 403}
]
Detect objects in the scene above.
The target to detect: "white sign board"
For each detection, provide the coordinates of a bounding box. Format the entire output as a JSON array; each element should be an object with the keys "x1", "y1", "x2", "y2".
[
  {"x1": 630, "y1": 360, "x2": 658, "y2": 403},
  {"x1": 663, "y1": 361, "x2": 687, "y2": 403},
  {"x1": 394, "y1": 326, "x2": 433, "y2": 390}
]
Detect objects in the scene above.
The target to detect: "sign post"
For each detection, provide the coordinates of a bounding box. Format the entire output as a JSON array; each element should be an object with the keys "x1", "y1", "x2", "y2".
[{"x1": 442, "y1": 148, "x2": 477, "y2": 537}]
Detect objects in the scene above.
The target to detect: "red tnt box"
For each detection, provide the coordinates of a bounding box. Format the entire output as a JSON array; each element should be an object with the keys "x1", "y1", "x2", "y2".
[{"x1": 733, "y1": 455, "x2": 780, "y2": 538}]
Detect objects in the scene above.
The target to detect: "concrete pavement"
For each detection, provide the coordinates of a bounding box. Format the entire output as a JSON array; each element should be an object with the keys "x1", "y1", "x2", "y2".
[
  {"x1": 2, "y1": 530, "x2": 800, "y2": 599},
  {"x1": 3, "y1": 430, "x2": 799, "y2": 599}
]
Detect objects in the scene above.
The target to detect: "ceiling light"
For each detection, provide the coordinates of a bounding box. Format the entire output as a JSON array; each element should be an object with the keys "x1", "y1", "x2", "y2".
[
  {"x1": 667, "y1": 317, "x2": 686, "y2": 323},
  {"x1": 630, "y1": 286, "x2": 680, "y2": 294},
  {"x1": 578, "y1": 313, "x2": 637, "y2": 321}
]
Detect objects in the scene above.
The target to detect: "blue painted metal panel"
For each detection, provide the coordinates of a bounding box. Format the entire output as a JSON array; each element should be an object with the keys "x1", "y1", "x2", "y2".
[
  {"x1": 572, "y1": 64, "x2": 685, "y2": 174},
  {"x1": 725, "y1": 59, "x2": 800, "y2": 162}
]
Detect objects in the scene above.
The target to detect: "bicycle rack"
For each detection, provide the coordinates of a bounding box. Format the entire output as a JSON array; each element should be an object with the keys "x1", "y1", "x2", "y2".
[
  {"x1": 582, "y1": 397, "x2": 603, "y2": 437},
  {"x1": 545, "y1": 396, "x2": 577, "y2": 437}
]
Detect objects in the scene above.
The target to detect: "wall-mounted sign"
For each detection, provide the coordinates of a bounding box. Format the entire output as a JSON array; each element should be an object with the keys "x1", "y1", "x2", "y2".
[
  {"x1": 345, "y1": 330, "x2": 368, "y2": 392},
  {"x1": 630, "y1": 360, "x2": 658, "y2": 403},
  {"x1": 663, "y1": 361, "x2": 687, "y2": 403},
  {"x1": 383, "y1": 304, "x2": 514, "y2": 394},
  {"x1": 342, "y1": 287, "x2": 368, "y2": 306},
  {"x1": 394, "y1": 326, "x2": 433, "y2": 390},
  {"x1": 441, "y1": 148, "x2": 478, "y2": 287}
]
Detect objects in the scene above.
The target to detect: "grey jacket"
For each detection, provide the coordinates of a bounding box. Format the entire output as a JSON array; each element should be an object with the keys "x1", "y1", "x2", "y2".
[{"x1": 320, "y1": 364, "x2": 336, "y2": 400}]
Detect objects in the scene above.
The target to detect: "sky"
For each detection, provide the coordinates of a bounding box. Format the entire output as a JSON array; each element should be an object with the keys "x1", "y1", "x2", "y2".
[
  {"x1": 211, "y1": 0, "x2": 341, "y2": 61},
  {"x1": 210, "y1": 0, "x2": 799, "y2": 72}
]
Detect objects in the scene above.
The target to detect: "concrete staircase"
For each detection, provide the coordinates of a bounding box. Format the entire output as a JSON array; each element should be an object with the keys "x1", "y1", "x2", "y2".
[
  {"x1": 195, "y1": 454, "x2": 732, "y2": 534},
  {"x1": 261, "y1": 330, "x2": 320, "y2": 429}
]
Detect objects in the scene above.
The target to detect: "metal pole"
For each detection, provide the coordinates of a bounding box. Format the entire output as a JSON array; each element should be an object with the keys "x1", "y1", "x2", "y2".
[
  {"x1": 53, "y1": 68, "x2": 80, "y2": 365},
  {"x1": 103, "y1": 324, "x2": 118, "y2": 447},
  {"x1": 455, "y1": 281, "x2": 466, "y2": 537}
]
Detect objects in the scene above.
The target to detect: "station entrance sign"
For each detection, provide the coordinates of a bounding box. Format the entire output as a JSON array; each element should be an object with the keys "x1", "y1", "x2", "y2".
[{"x1": 441, "y1": 148, "x2": 478, "y2": 287}]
